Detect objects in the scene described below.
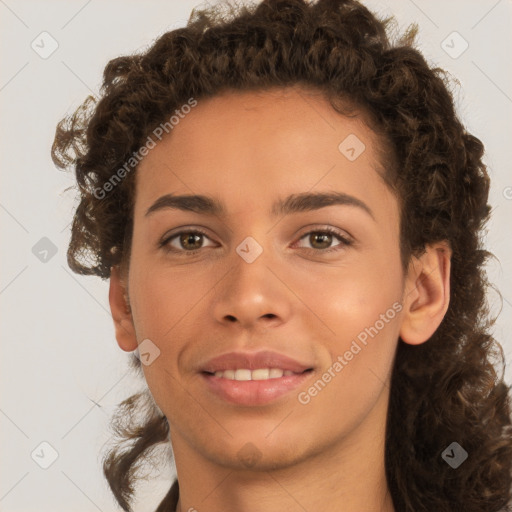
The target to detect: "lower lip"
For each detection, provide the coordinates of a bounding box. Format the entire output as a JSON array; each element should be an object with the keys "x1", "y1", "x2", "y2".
[{"x1": 201, "y1": 371, "x2": 314, "y2": 406}]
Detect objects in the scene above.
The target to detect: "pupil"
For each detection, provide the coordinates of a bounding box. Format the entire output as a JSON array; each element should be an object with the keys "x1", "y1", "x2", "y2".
[
  {"x1": 182, "y1": 233, "x2": 201, "y2": 249},
  {"x1": 312, "y1": 233, "x2": 331, "y2": 249}
]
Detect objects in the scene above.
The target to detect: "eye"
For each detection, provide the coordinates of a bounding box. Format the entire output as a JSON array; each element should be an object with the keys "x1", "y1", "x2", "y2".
[
  {"x1": 159, "y1": 228, "x2": 215, "y2": 255},
  {"x1": 294, "y1": 227, "x2": 353, "y2": 253}
]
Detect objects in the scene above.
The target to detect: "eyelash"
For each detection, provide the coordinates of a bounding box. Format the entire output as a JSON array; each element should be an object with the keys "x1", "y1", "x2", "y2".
[{"x1": 159, "y1": 226, "x2": 353, "y2": 256}]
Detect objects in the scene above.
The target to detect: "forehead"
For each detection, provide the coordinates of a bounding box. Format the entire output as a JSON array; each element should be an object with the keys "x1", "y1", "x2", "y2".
[{"x1": 134, "y1": 87, "x2": 394, "y2": 219}]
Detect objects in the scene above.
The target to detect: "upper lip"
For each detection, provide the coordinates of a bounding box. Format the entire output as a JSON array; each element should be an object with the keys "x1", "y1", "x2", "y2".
[{"x1": 200, "y1": 350, "x2": 314, "y2": 374}]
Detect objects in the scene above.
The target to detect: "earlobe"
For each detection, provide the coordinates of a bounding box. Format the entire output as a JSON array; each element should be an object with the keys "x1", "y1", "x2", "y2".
[
  {"x1": 399, "y1": 241, "x2": 452, "y2": 345},
  {"x1": 109, "y1": 265, "x2": 138, "y2": 352}
]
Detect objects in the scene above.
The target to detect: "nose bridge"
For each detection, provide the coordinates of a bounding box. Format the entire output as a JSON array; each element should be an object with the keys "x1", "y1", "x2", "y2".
[{"x1": 212, "y1": 234, "x2": 290, "y2": 328}]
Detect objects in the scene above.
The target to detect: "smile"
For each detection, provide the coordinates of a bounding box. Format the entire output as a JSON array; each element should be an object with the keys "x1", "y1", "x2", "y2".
[
  {"x1": 208, "y1": 368, "x2": 304, "y2": 380},
  {"x1": 201, "y1": 368, "x2": 314, "y2": 406}
]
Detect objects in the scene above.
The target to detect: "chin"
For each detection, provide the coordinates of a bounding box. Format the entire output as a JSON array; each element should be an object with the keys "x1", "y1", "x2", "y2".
[{"x1": 205, "y1": 436, "x2": 309, "y2": 472}]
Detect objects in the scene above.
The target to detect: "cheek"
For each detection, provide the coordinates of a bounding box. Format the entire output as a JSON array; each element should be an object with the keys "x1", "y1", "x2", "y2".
[
  {"x1": 308, "y1": 249, "x2": 403, "y2": 378},
  {"x1": 129, "y1": 260, "x2": 212, "y2": 341},
  {"x1": 315, "y1": 255, "x2": 401, "y2": 336},
  {"x1": 299, "y1": 268, "x2": 401, "y2": 436},
  {"x1": 127, "y1": 261, "x2": 220, "y2": 398}
]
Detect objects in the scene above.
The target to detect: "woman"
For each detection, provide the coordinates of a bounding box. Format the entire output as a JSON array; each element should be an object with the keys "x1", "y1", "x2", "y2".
[{"x1": 52, "y1": 0, "x2": 512, "y2": 510}]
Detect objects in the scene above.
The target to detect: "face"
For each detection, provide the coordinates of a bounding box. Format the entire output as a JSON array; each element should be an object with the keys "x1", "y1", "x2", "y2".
[{"x1": 121, "y1": 86, "x2": 407, "y2": 471}]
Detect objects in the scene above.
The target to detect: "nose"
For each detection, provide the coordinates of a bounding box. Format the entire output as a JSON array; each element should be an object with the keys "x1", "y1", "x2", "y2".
[{"x1": 211, "y1": 249, "x2": 292, "y2": 331}]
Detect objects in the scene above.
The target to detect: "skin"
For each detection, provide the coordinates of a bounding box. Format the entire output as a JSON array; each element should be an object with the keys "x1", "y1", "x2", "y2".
[{"x1": 109, "y1": 86, "x2": 452, "y2": 512}]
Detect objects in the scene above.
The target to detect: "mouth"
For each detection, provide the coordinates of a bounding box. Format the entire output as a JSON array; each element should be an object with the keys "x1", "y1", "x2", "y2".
[
  {"x1": 202, "y1": 367, "x2": 314, "y2": 380},
  {"x1": 200, "y1": 368, "x2": 315, "y2": 406}
]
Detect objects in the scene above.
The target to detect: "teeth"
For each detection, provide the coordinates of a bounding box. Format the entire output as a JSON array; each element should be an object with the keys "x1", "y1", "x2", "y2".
[
  {"x1": 212, "y1": 368, "x2": 298, "y2": 380},
  {"x1": 252, "y1": 368, "x2": 270, "y2": 380},
  {"x1": 235, "y1": 369, "x2": 251, "y2": 381}
]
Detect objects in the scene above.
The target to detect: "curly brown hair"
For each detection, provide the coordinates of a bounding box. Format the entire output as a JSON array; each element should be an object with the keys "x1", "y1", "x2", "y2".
[{"x1": 51, "y1": 0, "x2": 512, "y2": 510}]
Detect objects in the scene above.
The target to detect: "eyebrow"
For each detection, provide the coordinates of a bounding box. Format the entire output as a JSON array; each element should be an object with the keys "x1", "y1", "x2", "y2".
[{"x1": 145, "y1": 191, "x2": 375, "y2": 221}]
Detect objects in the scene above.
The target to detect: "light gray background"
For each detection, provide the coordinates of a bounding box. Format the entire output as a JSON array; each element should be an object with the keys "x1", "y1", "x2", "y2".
[{"x1": 1, "y1": 0, "x2": 511, "y2": 511}]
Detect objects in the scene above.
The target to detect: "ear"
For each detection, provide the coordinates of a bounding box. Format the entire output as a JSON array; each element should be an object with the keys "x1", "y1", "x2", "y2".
[
  {"x1": 109, "y1": 265, "x2": 138, "y2": 352},
  {"x1": 399, "y1": 241, "x2": 452, "y2": 345}
]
